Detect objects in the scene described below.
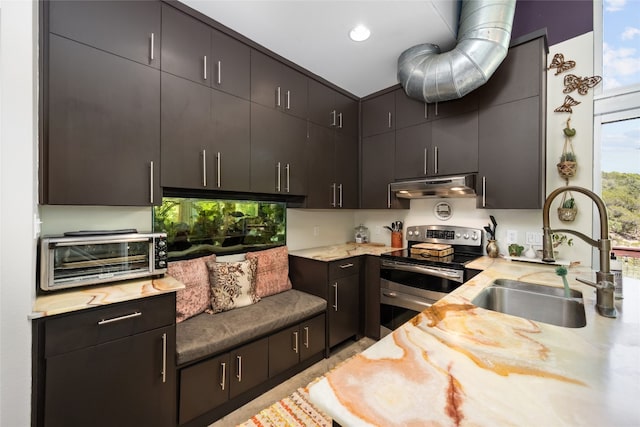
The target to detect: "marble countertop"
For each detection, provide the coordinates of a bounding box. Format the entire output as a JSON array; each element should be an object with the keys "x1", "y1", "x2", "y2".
[
  {"x1": 289, "y1": 243, "x2": 400, "y2": 262},
  {"x1": 31, "y1": 275, "x2": 184, "y2": 319},
  {"x1": 309, "y1": 257, "x2": 640, "y2": 426}
]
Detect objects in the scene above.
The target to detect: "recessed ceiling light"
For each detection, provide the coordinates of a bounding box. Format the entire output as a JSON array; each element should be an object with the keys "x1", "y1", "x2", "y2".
[{"x1": 349, "y1": 25, "x2": 371, "y2": 42}]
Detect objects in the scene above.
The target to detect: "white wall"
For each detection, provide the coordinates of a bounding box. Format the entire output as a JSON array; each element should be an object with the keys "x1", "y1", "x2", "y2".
[{"x1": 0, "y1": 0, "x2": 38, "y2": 425}]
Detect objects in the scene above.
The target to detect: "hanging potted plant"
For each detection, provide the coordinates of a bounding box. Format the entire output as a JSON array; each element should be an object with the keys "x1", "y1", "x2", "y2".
[
  {"x1": 558, "y1": 191, "x2": 578, "y2": 222},
  {"x1": 557, "y1": 118, "x2": 577, "y2": 178}
]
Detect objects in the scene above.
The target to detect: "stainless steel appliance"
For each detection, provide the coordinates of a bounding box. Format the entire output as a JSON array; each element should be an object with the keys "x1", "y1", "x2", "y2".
[
  {"x1": 39, "y1": 230, "x2": 168, "y2": 291},
  {"x1": 380, "y1": 224, "x2": 483, "y2": 336}
]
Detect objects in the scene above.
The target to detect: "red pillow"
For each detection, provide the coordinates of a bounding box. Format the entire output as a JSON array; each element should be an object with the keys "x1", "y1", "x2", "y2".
[
  {"x1": 245, "y1": 246, "x2": 292, "y2": 298},
  {"x1": 168, "y1": 254, "x2": 216, "y2": 323}
]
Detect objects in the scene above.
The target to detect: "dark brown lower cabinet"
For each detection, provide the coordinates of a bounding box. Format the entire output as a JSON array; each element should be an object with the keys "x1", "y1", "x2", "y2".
[
  {"x1": 269, "y1": 314, "x2": 326, "y2": 377},
  {"x1": 329, "y1": 274, "x2": 360, "y2": 348},
  {"x1": 229, "y1": 338, "x2": 269, "y2": 398}
]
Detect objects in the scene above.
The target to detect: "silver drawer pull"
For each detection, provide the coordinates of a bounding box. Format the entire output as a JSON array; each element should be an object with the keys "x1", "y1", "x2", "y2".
[
  {"x1": 304, "y1": 326, "x2": 309, "y2": 348},
  {"x1": 220, "y1": 362, "x2": 226, "y2": 390},
  {"x1": 293, "y1": 331, "x2": 299, "y2": 354},
  {"x1": 149, "y1": 33, "x2": 154, "y2": 62},
  {"x1": 236, "y1": 355, "x2": 242, "y2": 381},
  {"x1": 97, "y1": 311, "x2": 142, "y2": 325},
  {"x1": 333, "y1": 283, "x2": 338, "y2": 311},
  {"x1": 161, "y1": 332, "x2": 167, "y2": 383},
  {"x1": 339, "y1": 263, "x2": 354, "y2": 269}
]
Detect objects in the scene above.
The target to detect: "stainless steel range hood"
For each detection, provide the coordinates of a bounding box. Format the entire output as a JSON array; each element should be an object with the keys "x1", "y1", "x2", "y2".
[{"x1": 389, "y1": 175, "x2": 477, "y2": 199}]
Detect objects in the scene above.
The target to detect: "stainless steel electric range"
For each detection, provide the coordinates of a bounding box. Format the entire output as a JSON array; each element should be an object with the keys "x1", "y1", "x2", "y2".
[{"x1": 379, "y1": 224, "x2": 484, "y2": 336}]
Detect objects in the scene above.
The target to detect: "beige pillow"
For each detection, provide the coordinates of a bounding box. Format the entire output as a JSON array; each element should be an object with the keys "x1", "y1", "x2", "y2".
[
  {"x1": 245, "y1": 246, "x2": 292, "y2": 298},
  {"x1": 168, "y1": 254, "x2": 216, "y2": 323},
  {"x1": 207, "y1": 258, "x2": 260, "y2": 313}
]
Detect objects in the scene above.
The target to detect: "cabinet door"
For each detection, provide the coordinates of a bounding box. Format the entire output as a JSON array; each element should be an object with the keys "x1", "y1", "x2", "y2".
[
  {"x1": 44, "y1": 327, "x2": 175, "y2": 427},
  {"x1": 334, "y1": 93, "x2": 359, "y2": 136},
  {"x1": 334, "y1": 131, "x2": 359, "y2": 209},
  {"x1": 362, "y1": 133, "x2": 407, "y2": 209},
  {"x1": 230, "y1": 338, "x2": 269, "y2": 398},
  {"x1": 395, "y1": 88, "x2": 431, "y2": 129},
  {"x1": 268, "y1": 324, "x2": 300, "y2": 377},
  {"x1": 431, "y1": 91, "x2": 478, "y2": 119},
  {"x1": 280, "y1": 113, "x2": 308, "y2": 196},
  {"x1": 211, "y1": 29, "x2": 250, "y2": 99},
  {"x1": 212, "y1": 89, "x2": 251, "y2": 192},
  {"x1": 178, "y1": 353, "x2": 230, "y2": 425},
  {"x1": 251, "y1": 103, "x2": 283, "y2": 194},
  {"x1": 395, "y1": 122, "x2": 432, "y2": 179},
  {"x1": 308, "y1": 79, "x2": 335, "y2": 127},
  {"x1": 47, "y1": 35, "x2": 160, "y2": 206},
  {"x1": 300, "y1": 314, "x2": 326, "y2": 362},
  {"x1": 329, "y1": 275, "x2": 360, "y2": 348},
  {"x1": 49, "y1": 0, "x2": 160, "y2": 68},
  {"x1": 362, "y1": 92, "x2": 395, "y2": 137},
  {"x1": 430, "y1": 111, "x2": 478, "y2": 176},
  {"x1": 161, "y1": 72, "x2": 212, "y2": 189},
  {"x1": 307, "y1": 123, "x2": 335, "y2": 208},
  {"x1": 161, "y1": 3, "x2": 211, "y2": 85},
  {"x1": 478, "y1": 97, "x2": 543, "y2": 209}
]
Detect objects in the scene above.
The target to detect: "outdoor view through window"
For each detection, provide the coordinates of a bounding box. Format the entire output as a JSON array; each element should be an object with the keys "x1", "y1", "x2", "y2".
[
  {"x1": 601, "y1": 0, "x2": 640, "y2": 278},
  {"x1": 153, "y1": 197, "x2": 286, "y2": 260}
]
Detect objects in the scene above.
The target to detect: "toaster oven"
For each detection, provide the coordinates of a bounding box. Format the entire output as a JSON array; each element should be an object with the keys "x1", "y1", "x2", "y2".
[{"x1": 38, "y1": 231, "x2": 168, "y2": 291}]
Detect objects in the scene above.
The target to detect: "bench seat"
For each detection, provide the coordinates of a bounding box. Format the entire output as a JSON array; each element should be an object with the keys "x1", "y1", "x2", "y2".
[{"x1": 176, "y1": 289, "x2": 327, "y2": 366}]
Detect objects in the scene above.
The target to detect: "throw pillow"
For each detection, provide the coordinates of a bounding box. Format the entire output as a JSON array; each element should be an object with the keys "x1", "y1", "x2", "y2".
[
  {"x1": 207, "y1": 258, "x2": 260, "y2": 313},
  {"x1": 168, "y1": 254, "x2": 216, "y2": 323},
  {"x1": 245, "y1": 246, "x2": 292, "y2": 298}
]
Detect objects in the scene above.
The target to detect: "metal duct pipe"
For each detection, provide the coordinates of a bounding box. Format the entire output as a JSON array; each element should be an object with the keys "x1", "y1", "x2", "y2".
[{"x1": 398, "y1": 0, "x2": 516, "y2": 103}]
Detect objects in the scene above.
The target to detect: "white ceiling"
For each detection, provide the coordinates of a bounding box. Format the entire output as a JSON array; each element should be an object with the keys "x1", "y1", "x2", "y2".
[{"x1": 182, "y1": 1, "x2": 460, "y2": 97}]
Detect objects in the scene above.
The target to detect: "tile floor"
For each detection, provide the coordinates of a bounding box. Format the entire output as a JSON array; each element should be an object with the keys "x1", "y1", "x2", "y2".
[{"x1": 210, "y1": 337, "x2": 376, "y2": 426}]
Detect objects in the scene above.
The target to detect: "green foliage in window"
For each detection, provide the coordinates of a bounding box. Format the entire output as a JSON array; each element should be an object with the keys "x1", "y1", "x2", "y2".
[{"x1": 153, "y1": 197, "x2": 286, "y2": 259}]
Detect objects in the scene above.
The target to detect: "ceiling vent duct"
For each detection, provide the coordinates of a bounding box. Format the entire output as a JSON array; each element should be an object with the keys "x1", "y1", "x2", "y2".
[{"x1": 397, "y1": 0, "x2": 516, "y2": 103}]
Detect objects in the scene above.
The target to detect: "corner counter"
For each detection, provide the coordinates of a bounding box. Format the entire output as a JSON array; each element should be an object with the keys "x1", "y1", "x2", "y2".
[
  {"x1": 308, "y1": 257, "x2": 640, "y2": 426},
  {"x1": 31, "y1": 275, "x2": 184, "y2": 319},
  {"x1": 289, "y1": 243, "x2": 399, "y2": 262}
]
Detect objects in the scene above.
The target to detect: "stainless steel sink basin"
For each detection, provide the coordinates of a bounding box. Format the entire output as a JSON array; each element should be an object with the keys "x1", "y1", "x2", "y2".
[{"x1": 471, "y1": 279, "x2": 586, "y2": 328}]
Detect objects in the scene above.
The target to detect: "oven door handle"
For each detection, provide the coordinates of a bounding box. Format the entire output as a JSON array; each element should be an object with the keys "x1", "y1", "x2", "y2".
[
  {"x1": 380, "y1": 288, "x2": 435, "y2": 312},
  {"x1": 381, "y1": 261, "x2": 464, "y2": 283}
]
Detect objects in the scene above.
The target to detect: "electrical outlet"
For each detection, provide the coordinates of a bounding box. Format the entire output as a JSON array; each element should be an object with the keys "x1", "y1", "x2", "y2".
[
  {"x1": 506, "y1": 230, "x2": 518, "y2": 244},
  {"x1": 525, "y1": 232, "x2": 543, "y2": 245},
  {"x1": 313, "y1": 226, "x2": 320, "y2": 237}
]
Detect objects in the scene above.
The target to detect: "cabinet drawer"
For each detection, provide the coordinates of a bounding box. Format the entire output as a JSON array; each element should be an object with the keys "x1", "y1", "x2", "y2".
[
  {"x1": 329, "y1": 257, "x2": 361, "y2": 280},
  {"x1": 45, "y1": 293, "x2": 175, "y2": 357}
]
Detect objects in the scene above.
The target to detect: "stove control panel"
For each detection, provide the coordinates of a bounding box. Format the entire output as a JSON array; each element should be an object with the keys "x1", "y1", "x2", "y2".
[{"x1": 406, "y1": 225, "x2": 483, "y2": 246}]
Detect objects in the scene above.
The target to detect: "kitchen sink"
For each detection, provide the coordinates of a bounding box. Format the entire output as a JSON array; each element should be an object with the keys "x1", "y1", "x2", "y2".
[{"x1": 471, "y1": 279, "x2": 586, "y2": 328}]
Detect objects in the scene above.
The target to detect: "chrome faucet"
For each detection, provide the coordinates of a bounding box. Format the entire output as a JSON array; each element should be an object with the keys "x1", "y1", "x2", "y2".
[{"x1": 542, "y1": 186, "x2": 617, "y2": 318}]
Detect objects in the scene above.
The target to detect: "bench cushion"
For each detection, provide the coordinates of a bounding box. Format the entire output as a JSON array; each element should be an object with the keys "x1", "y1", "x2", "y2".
[{"x1": 176, "y1": 289, "x2": 326, "y2": 366}]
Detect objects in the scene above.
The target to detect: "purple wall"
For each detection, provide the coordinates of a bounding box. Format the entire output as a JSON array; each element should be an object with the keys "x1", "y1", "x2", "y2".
[{"x1": 512, "y1": 0, "x2": 594, "y2": 46}]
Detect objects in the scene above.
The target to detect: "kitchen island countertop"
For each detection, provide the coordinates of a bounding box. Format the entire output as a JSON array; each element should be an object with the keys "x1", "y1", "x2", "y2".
[
  {"x1": 31, "y1": 275, "x2": 184, "y2": 319},
  {"x1": 289, "y1": 243, "x2": 400, "y2": 262},
  {"x1": 308, "y1": 256, "x2": 640, "y2": 426}
]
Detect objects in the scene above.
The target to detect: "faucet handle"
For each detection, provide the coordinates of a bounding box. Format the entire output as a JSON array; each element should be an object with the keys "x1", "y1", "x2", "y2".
[{"x1": 576, "y1": 277, "x2": 598, "y2": 289}]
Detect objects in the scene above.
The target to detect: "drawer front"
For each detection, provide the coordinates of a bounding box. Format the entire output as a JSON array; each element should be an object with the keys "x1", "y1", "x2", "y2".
[
  {"x1": 45, "y1": 293, "x2": 175, "y2": 357},
  {"x1": 329, "y1": 257, "x2": 361, "y2": 280}
]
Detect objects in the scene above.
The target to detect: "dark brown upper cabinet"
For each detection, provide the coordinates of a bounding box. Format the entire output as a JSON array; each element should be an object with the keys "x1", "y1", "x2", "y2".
[
  {"x1": 250, "y1": 103, "x2": 307, "y2": 195},
  {"x1": 361, "y1": 133, "x2": 408, "y2": 210},
  {"x1": 161, "y1": 4, "x2": 250, "y2": 99},
  {"x1": 160, "y1": 73, "x2": 251, "y2": 192},
  {"x1": 46, "y1": 35, "x2": 160, "y2": 206},
  {"x1": 48, "y1": 0, "x2": 161, "y2": 69},
  {"x1": 395, "y1": 88, "x2": 432, "y2": 129},
  {"x1": 251, "y1": 50, "x2": 308, "y2": 119},
  {"x1": 308, "y1": 79, "x2": 358, "y2": 135},
  {"x1": 362, "y1": 91, "x2": 395, "y2": 137},
  {"x1": 394, "y1": 122, "x2": 432, "y2": 180},
  {"x1": 430, "y1": 111, "x2": 479, "y2": 176}
]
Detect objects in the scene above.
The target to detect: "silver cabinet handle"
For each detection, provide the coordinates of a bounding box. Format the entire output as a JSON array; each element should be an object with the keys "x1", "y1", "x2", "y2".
[
  {"x1": 202, "y1": 149, "x2": 207, "y2": 187},
  {"x1": 330, "y1": 110, "x2": 337, "y2": 127},
  {"x1": 304, "y1": 326, "x2": 309, "y2": 348},
  {"x1": 97, "y1": 311, "x2": 142, "y2": 325},
  {"x1": 293, "y1": 331, "x2": 299, "y2": 354},
  {"x1": 482, "y1": 176, "x2": 487, "y2": 208},
  {"x1": 338, "y1": 112, "x2": 343, "y2": 129},
  {"x1": 388, "y1": 112, "x2": 392, "y2": 128},
  {"x1": 338, "y1": 183, "x2": 343, "y2": 207},
  {"x1": 424, "y1": 147, "x2": 428, "y2": 175},
  {"x1": 331, "y1": 183, "x2": 336, "y2": 207},
  {"x1": 236, "y1": 355, "x2": 242, "y2": 382},
  {"x1": 203, "y1": 55, "x2": 207, "y2": 80},
  {"x1": 286, "y1": 90, "x2": 291, "y2": 110},
  {"x1": 285, "y1": 163, "x2": 290, "y2": 193},
  {"x1": 387, "y1": 183, "x2": 391, "y2": 209},
  {"x1": 149, "y1": 161, "x2": 154, "y2": 204},
  {"x1": 332, "y1": 283, "x2": 338, "y2": 311},
  {"x1": 339, "y1": 263, "x2": 354, "y2": 269},
  {"x1": 216, "y1": 152, "x2": 221, "y2": 188},
  {"x1": 276, "y1": 86, "x2": 281, "y2": 108},
  {"x1": 276, "y1": 162, "x2": 281, "y2": 192},
  {"x1": 220, "y1": 362, "x2": 226, "y2": 390},
  {"x1": 161, "y1": 332, "x2": 167, "y2": 383},
  {"x1": 434, "y1": 146, "x2": 439, "y2": 175},
  {"x1": 149, "y1": 33, "x2": 154, "y2": 62},
  {"x1": 217, "y1": 60, "x2": 221, "y2": 85},
  {"x1": 435, "y1": 101, "x2": 439, "y2": 116},
  {"x1": 424, "y1": 102, "x2": 428, "y2": 119}
]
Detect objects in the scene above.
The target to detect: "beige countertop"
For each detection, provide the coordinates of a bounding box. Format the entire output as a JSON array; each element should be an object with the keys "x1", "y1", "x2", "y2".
[
  {"x1": 309, "y1": 257, "x2": 640, "y2": 426},
  {"x1": 289, "y1": 243, "x2": 400, "y2": 261},
  {"x1": 31, "y1": 275, "x2": 184, "y2": 319}
]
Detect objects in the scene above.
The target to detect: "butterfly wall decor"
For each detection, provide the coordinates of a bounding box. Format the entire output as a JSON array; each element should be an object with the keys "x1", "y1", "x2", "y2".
[
  {"x1": 554, "y1": 95, "x2": 581, "y2": 113},
  {"x1": 548, "y1": 53, "x2": 576, "y2": 75},
  {"x1": 563, "y1": 74, "x2": 602, "y2": 95}
]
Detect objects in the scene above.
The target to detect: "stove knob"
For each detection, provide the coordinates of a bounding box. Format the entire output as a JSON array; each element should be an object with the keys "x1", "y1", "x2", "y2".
[
  {"x1": 463, "y1": 233, "x2": 469, "y2": 239},
  {"x1": 456, "y1": 233, "x2": 461, "y2": 238},
  {"x1": 471, "y1": 232, "x2": 479, "y2": 241}
]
